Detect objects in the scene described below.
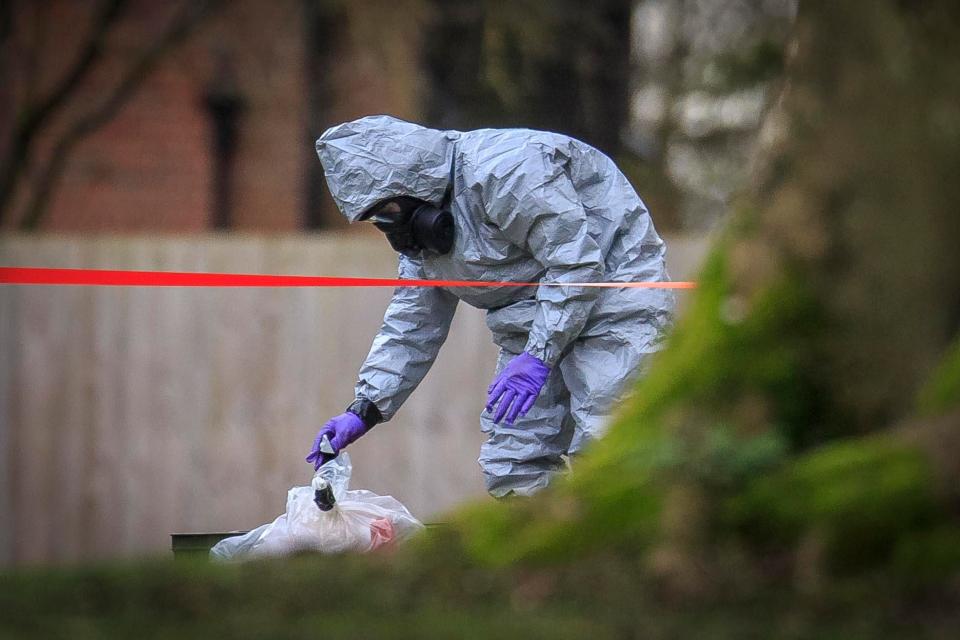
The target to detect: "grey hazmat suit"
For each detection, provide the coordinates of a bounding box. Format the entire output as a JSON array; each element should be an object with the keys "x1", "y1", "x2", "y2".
[{"x1": 316, "y1": 115, "x2": 674, "y2": 497}]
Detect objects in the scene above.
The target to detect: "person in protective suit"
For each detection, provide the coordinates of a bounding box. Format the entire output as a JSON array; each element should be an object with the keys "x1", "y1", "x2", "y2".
[{"x1": 306, "y1": 115, "x2": 674, "y2": 498}]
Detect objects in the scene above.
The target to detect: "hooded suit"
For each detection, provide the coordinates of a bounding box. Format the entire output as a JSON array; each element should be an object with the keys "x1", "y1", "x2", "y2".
[{"x1": 317, "y1": 115, "x2": 674, "y2": 497}]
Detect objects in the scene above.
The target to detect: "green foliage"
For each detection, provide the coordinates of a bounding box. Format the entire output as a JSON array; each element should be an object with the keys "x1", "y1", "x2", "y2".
[
  {"x1": 610, "y1": 229, "x2": 828, "y2": 448},
  {"x1": 729, "y1": 436, "x2": 949, "y2": 573},
  {"x1": 917, "y1": 337, "x2": 960, "y2": 415},
  {"x1": 890, "y1": 525, "x2": 960, "y2": 586},
  {"x1": 0, "y1": 557, "x2": 605, "y2": 640},
  {"x1": 659, "y1": 425, "x2": 789, "y2": 490}
]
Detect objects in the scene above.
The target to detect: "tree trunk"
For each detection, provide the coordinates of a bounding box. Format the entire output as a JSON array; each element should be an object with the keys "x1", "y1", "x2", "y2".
[{"x1": 744, "y1": 0, "x2": 960, "y2": 434}]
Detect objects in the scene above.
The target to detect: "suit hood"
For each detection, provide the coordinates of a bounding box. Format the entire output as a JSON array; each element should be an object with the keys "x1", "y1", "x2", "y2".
[{"x1": 315, "y1": 115, "x2": 459, "y2": 222}]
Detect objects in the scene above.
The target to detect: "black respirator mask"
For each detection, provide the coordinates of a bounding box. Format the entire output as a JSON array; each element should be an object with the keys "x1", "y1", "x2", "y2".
[{"x1": 366, "y1": 196, "x2": 455, "y2": 257}]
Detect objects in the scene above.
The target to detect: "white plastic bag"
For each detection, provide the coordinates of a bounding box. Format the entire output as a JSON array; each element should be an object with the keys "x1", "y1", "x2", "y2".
[{"x1": 211, "y1": 453, "x2": 423, "y2": 560}]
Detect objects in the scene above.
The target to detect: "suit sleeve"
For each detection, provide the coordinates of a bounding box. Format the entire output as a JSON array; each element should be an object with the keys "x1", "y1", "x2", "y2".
[
  {"x1": 481, "y1": 152, "x2": 604, "y2": 365},
  {"x1": 355, "y1": 255, "x2": 459, "y2": 420}
]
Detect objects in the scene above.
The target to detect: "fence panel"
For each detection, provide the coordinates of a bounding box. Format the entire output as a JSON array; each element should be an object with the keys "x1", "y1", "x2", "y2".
[{"x1": 0, "y1": 233, "x2": 706, "y2": 564}]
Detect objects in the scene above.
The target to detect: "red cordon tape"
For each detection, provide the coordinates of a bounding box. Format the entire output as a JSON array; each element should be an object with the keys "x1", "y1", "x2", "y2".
[{"x1": 0, "y1": 267, "x2": 696, "y2": 289}]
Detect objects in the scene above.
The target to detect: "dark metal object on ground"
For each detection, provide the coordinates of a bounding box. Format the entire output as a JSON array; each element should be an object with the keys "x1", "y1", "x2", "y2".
[{"x1": 171, "y1": 532, "x2": 248, "y2": 559}]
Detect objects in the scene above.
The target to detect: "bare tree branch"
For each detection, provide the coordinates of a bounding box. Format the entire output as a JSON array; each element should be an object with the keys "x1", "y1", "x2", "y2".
[
  {"x1": 0, "y1": 0, "x2": 128, "y2": 224},
  {"x1": 19, "y1": 0, "x2": 225, "y2": 230}
]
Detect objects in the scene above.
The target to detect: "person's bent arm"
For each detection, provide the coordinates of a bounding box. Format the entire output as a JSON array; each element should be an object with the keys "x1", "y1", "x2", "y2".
[
  {"x1": 355, "y1": 254, "x2": 459, "y2": 420},
  {"x1": 307, "y1": 230, "x2": 459, "y2": 468}
]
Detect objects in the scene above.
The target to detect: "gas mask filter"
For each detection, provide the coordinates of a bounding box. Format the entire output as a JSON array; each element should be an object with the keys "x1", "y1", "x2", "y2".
[{"x1": 366, "y1": 197, "x2": 455, "y2": 257}]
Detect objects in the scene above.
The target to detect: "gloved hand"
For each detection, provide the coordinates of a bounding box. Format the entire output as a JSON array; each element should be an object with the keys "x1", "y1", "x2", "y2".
[
  {"x1": 305, "y1": 411, "x2": 367, "y2": 470},
  {"x1": 485, "y1": 351, "x2": 551, "y2": 425}
]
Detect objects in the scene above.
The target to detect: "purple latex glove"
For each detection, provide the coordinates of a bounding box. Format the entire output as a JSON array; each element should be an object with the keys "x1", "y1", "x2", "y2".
[
  {"x1": 305, "y1": 411, "x2": 367, "y2": 470},
  {"x1": 485, "y1": 352, "x2": 551, "y2": 425}
]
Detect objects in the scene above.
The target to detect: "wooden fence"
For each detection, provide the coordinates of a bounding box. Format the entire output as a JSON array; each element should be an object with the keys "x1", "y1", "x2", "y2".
[{"x1": 0, "y1": 233, "x2": 707, "y2": 565}]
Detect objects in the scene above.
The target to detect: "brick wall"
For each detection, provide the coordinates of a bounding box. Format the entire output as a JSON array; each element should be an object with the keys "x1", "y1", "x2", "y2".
[{"x1": 3, "y1": 0, "x2": 428, "y2": 233}]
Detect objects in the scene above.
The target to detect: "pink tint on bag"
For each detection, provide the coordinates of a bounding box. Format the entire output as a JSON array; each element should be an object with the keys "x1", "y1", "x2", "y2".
[{"x1": 369, "y1": 517, "x2": 396, "y2": 549}]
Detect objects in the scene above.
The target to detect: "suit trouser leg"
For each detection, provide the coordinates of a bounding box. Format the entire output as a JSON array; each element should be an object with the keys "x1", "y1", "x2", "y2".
[
  {"x1": 478, "y1": 347, "x2": 574, "y2": 498},
  {"x1": 559, "y1": 323, "x2": 659, "y2": 457},
  {"x1": 478, "y1": 289, "x2": 668, "y2": 496}
]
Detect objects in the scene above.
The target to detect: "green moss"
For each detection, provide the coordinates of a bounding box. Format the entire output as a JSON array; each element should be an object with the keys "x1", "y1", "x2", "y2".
[
  {"x1": 917, "y1": 337, "x2": 960, "y2": 415},
  {"x1": 663, "y1": 425, "x2": 790, "y2": 490},
  {"x1": 729, "y1": 436, "x2": 942, "y2": 572},
  {"x1": 890, "y1": 525, "x2": 960, "y2": 586},
  {"x1": 605, "y1": 231, "x2": 826, "y2": 450}
]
